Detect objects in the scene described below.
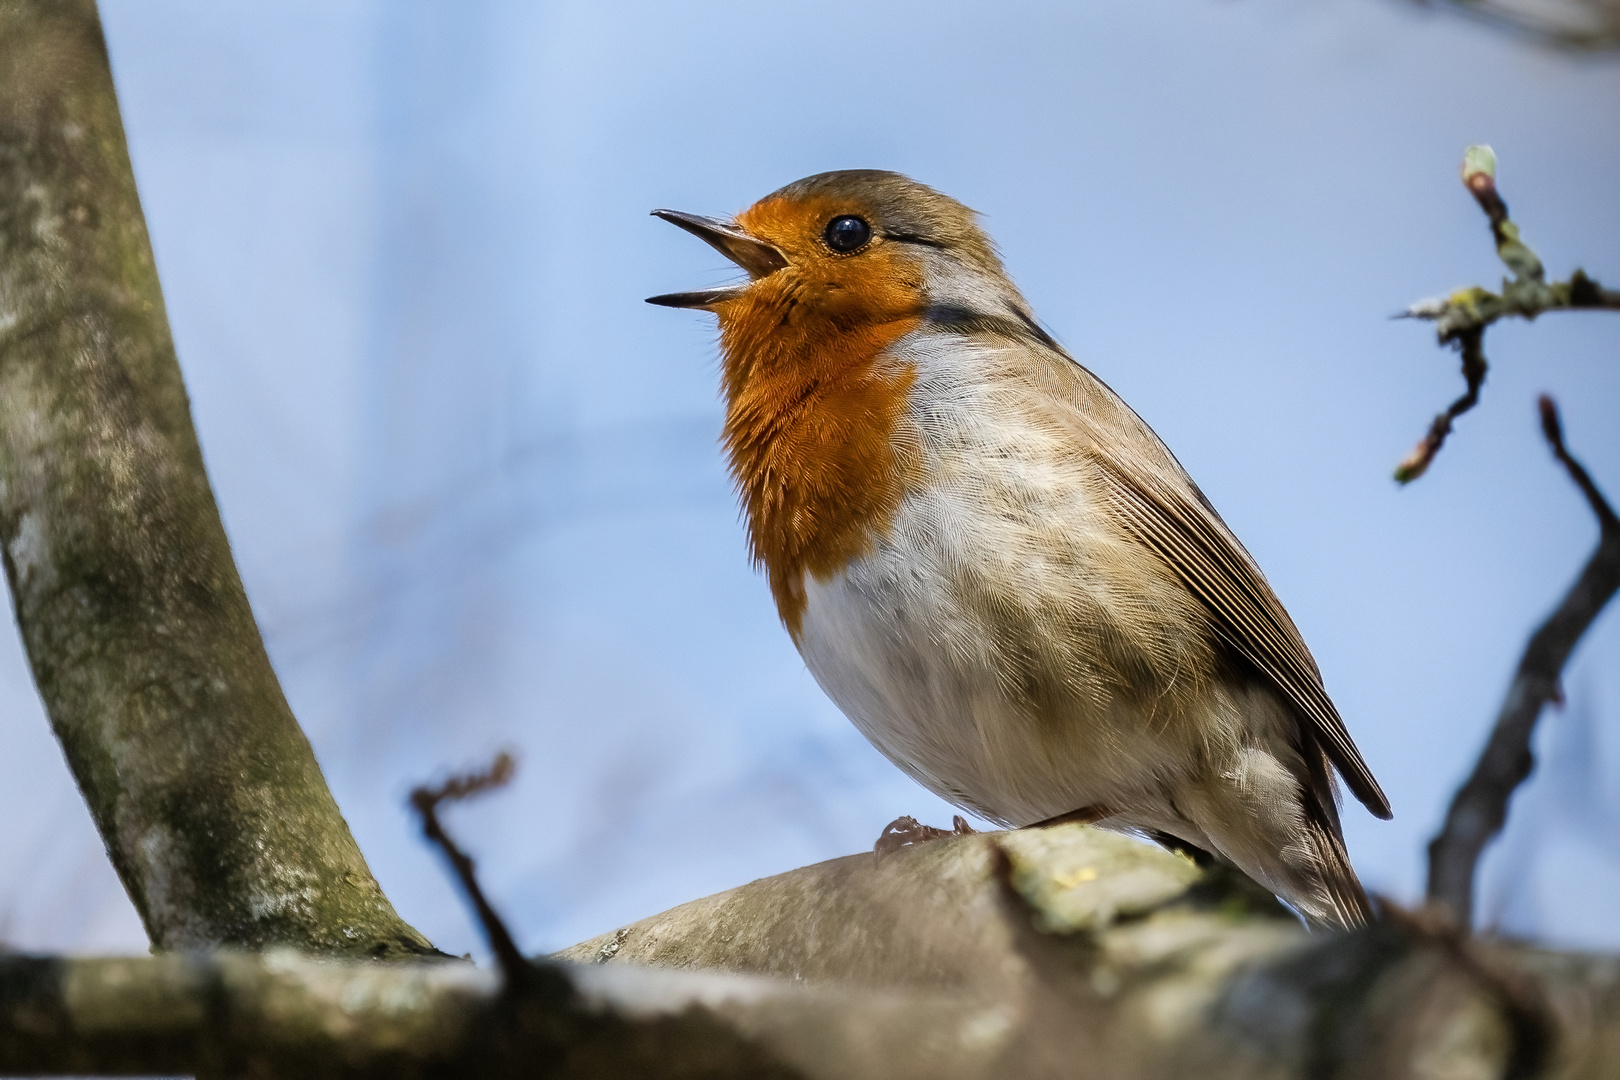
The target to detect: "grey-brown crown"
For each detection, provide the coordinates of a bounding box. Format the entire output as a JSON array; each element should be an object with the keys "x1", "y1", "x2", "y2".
[{"x1": 763, "y1": 170, "x2": 1006, "y2": 278}]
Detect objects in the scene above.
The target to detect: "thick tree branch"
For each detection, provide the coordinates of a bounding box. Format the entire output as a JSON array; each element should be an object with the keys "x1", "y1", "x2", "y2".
[
  {"x1": 0, "y1": 0, "x2": 432, "y2": 955},
  {"x1": 3, "y1": 827, "x2": 1619, "y2": 1078},
  {"x1": 1395, "y1": 146, "x2": 1617, "y2": 482},
  {"x1": 1426, "y1": 397, "x2": 1620, "y2": 925}
]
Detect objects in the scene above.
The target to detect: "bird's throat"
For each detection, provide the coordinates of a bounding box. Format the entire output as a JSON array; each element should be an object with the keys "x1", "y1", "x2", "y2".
[{"x1": 716, "y1": 277, "x2": 922, "y2": 638}]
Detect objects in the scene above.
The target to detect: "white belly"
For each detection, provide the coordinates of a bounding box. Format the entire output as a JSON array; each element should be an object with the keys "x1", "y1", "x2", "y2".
[{"x1": 794, "y1": 453, "x2": 1216, "y2": 829}]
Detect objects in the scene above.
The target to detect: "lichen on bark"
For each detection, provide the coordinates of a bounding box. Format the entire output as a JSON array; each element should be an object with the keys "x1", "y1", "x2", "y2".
[{"x1": 0, "y1": 0, "x2": 433, "y2": 957}]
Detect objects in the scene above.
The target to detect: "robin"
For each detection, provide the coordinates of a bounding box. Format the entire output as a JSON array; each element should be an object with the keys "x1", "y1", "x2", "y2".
[{"x1": 648, "y1": 170, "x2": 1390, "y2": 929}]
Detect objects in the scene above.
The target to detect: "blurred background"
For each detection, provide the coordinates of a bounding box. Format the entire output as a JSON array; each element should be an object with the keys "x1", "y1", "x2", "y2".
[{"x1": 0, "y1": 0, "x2": 1616, "y2": 959}]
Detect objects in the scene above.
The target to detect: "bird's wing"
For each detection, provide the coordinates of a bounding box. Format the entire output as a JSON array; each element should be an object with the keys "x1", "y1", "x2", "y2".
[
  {"x1": 924, "y1": 313, "x2": 1391, "y2": 820},
  {"x1": 1090, "y1": 449, "x2": 1392, "y2": 819}
]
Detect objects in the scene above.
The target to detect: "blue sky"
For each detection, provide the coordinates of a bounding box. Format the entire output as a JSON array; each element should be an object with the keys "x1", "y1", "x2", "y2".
[{"x1": 0, "y1": 0, "x2": 1616, "y2": 957}]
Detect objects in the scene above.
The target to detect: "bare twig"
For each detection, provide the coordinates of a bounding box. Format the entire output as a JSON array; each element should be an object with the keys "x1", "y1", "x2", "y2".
[
  {"x1": 410, "y1": 753, "x2": 552, "y2": 993},
  {"x1": 1426, "y1": 397, "x2": 1620, "y2": 925},
  {"x1": 1393, "y1": 327, "x2": 1488, "y2": 483},
  {"x1": 1396, "y1": 146, "x2": 1619, "y2": 483},
  {"x1": 1538, "y1": 395, "x2": 1620, "y2": 532}
]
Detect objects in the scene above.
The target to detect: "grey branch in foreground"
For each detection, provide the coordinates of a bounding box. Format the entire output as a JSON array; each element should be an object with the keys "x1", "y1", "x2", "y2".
[
  {"x1": 1396, "y1": 145, "x2": 1618, "y2": 483},
  {"x1": 1426, "y1": 397, "x2": 1620, "y2": 926},
  {"x1": 3, "y1": 826, "x2": 1619, "y2": 1078},
  {"x1": 0, "y1": 0, "x2": 433, "y2": 956}
]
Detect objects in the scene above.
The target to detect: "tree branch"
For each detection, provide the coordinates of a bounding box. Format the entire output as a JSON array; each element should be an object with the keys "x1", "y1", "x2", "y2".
[
  {"x1": 3, "y1": 826, "x2": 1619, "y2": 1078},
  {"x1": 0, "y1": 0, "x2": 432, "y2": 956},
  {"x1": 1420, "y1": 0, "x2": 1620, "y2": 51},
  {"x1": 1395, "y1": 146, "x2": 1618, "y2": 483},
  {"x1": 1426, "y1": 397, "x2": 1620, "y2": 925}
]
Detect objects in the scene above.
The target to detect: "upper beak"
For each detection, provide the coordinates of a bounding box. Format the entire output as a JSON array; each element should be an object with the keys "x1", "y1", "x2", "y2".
[{"x1": 646, "y1": 209, "x2": 788, "y2": 309}]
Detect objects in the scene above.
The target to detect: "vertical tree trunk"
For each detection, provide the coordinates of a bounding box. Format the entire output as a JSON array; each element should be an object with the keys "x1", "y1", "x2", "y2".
[{"x1": 0, "y1": 0, "x2": 434, "y2": 957}]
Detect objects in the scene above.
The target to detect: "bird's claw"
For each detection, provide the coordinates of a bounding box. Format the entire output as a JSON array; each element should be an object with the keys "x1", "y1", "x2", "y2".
[{"x1": 873, "y1": 814, "x2": 976, "y2": 857}]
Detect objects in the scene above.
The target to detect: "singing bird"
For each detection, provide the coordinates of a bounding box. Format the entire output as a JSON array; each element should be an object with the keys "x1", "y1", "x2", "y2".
[{"x1": 647, "y1": 171, "x2": 1390, "y2": 929}]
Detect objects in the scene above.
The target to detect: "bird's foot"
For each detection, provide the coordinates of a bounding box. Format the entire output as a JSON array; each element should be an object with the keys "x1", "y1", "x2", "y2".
[{"x1": 873, "y1": 814, "x2": 976, "y2": 857}]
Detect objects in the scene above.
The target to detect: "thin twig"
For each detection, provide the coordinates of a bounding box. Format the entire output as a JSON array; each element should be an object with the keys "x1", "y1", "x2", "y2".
[
  {"x1": 1394, "y1": 327, "x2": 1487, "y2": 483},
  {"x1": 1539, "y1": 394, "x2": 1620, "y2": 532},
  {"x1": 410, "y1": 752, "x2": 538, "y2": 987},
  {"x1": 1426, "y1": 397, "x2": 1620, "y2": 925}
]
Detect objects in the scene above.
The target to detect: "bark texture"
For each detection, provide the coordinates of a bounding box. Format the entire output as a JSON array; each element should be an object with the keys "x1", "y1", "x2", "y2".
[
  {"x1": 4, "y1": 826, "x2": 1618, "y2": 1078},
  {"x1": 0, "y1": 0, "x2": 433, "y2": 956}
]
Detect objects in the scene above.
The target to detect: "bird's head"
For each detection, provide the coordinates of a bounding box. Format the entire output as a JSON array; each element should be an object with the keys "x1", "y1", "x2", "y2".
[{"x1": 647, "y1": 170, "x2": 1015, "y2": 341}]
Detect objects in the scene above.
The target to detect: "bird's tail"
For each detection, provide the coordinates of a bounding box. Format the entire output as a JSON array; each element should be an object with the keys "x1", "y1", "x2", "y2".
[
  {"x1": 1174, "y1": 732, "x2": 1375, "y2": 931},
  {"x1": 1298, "y1": 741, "x2": 1373, "y2": 930},
  {"x1": 1301, "y1": 816, "x2": 1373, "y2": 929}
]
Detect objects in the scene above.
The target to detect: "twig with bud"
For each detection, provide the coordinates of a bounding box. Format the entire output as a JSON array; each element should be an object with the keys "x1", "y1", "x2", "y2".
[{"x1": 1395, "y1": 146, "x2": 1618, "y2": 483}]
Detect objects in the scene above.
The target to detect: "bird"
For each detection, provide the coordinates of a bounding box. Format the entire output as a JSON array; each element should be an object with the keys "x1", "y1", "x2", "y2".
[{"x1": 647, "y1": 170, "x2": 1391, "y2": 929}]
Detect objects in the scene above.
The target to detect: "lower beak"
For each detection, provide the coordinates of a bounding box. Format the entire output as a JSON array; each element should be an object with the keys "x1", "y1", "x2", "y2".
[{"x1": 646, "y1": 209, "x2": 787, "y2": 309}]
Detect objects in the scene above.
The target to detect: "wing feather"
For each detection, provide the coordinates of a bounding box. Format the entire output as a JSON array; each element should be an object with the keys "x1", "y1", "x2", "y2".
[{"x1": 1092, "y1": 454, "x2": 1393, "y2": 820}]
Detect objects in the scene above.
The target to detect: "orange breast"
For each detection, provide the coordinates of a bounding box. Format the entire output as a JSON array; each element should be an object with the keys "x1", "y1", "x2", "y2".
[{"x1": 714, "y1": 199, "x2": 926, "y2": 636}]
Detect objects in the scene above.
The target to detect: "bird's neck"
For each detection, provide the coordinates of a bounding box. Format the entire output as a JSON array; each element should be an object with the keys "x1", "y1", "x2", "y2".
[{"x1": 717, "y1": 281, "x2": 922, "y2": 637}]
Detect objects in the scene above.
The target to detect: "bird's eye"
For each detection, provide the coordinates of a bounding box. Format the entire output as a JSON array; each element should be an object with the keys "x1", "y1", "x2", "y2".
[{"x1": 824, "y1": 215, "x2": 872, "y2": 253}]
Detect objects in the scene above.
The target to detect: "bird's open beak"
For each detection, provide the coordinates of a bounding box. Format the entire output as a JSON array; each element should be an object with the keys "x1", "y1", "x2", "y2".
[{"x1": 646, "y1": 209, "x2": 788, "y2": 309}]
